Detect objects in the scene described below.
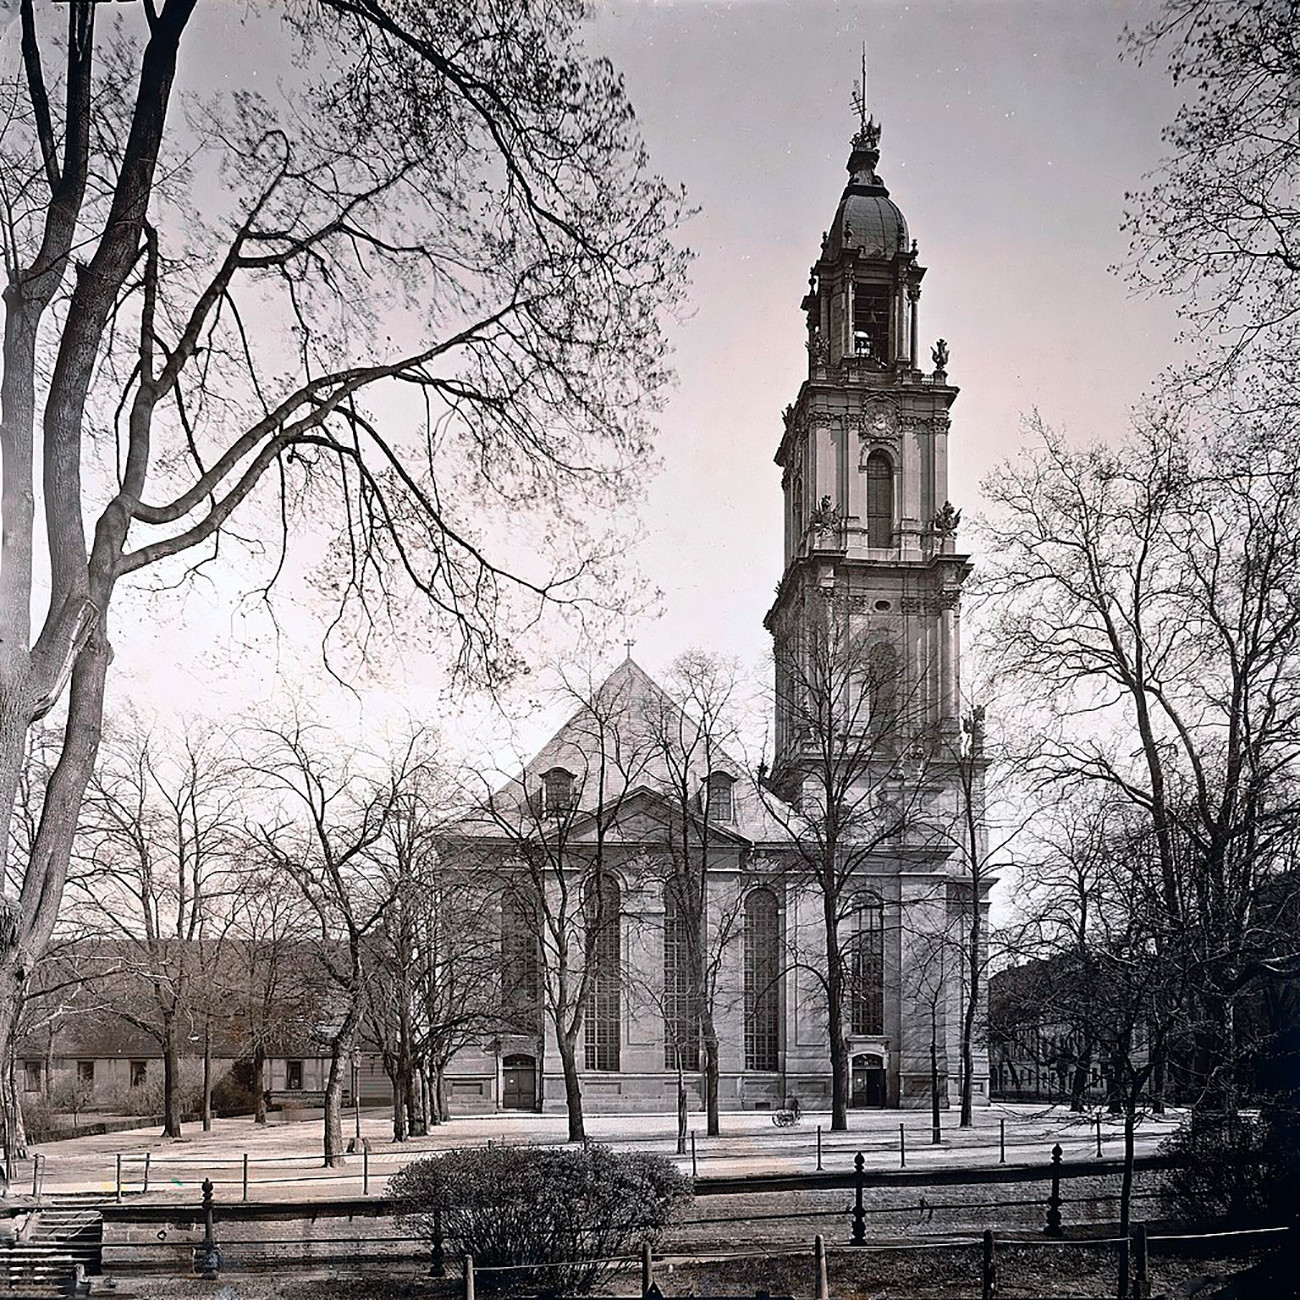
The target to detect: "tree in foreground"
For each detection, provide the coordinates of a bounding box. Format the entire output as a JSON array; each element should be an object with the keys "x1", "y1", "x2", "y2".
[{"x1": 0, "y1": 0, "x2": 687, "y2": 1097}]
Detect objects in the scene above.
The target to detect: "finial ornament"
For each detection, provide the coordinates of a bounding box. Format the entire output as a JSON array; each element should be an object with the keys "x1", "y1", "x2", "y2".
[
  {"x1": 850, "y1": 42, "x2": 882, "y2": 152},
  {"x1": 931, "y1": 338, "x2": 949, "y2": 373}
]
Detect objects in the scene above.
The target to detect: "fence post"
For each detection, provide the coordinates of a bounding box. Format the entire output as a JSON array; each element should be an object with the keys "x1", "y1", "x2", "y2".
[
  {"x1": 851, "y1": 1152, "x2": 866, "y2": 1247},
  {"x1": 899, "y1": 1124, "x2": 906, "y2": 1168},
  {"x1": 142, "y1": 1151, "x2": 151, "y2": 1196},
  {"x1": 194, "y1": 1177, "x2": 221, "y2": 1280},
  {"x1": 431, "y1": 1206, "x2": 445, "y2": 1278},
  {"x1": 1044, "y1": 1143, "x2": 1064, "y2": 1237},
  {"x1": 641, "y1": 1241, "x2": 653, "y2": 1298},
  {"x1": 982, "y1": 1229, "x2": 997, "y2": 1300},
  {"x1": 814, "y1": 1232, "x2": 829, "y2": 1300},
  {"x1": 115, "y1": 1153, "x2": 122, "y2": 1203},
  {"x1": 242, "y1": 1153, "x2": 249, "y2": 1202},
  {"x1": 465, "y1": 1253, "x2": 476, "y2": 1300},
  {"x1": 817, "y1": 1125, "x2": 823, "y2": 1172},
  {"x1": 363, "y1": 1144, "x2": 370, "y2": 1195},
  {"x1": 30, "y1": 1153, "x2": 41, "y2": 1201},
  {"x1": 1132, "y1": 1223, "x2": 1150, "y2": 1299},
  {"x1": 1096, "y1": 1115, "x2": 1103, "y2": 1158},
  {"x1": 999, "y1": 1118, "x2": 1005, "y2": 1165},
  {"x1": 690, "y1": 1132, "x2": 697, "y2": 1180}
]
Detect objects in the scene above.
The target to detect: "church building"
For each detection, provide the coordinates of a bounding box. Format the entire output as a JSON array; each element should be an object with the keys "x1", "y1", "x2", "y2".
[{"x1": 445, "y1": 108, "x2": 991, "y2": 1116}]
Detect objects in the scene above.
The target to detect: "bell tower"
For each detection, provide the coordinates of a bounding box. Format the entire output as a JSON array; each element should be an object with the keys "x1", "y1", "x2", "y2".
[{"x1": 765, "y1": 110, "x2": 972, "y2": 797}]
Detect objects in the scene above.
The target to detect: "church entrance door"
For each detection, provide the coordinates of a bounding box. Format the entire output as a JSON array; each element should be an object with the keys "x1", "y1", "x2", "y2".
[
  {"x1": 501, "y1": 1054, "x2": 536, "y2": 1110},
  {"x1": 851, "y1": 1053, "x2": 886, "y2": 1108}
]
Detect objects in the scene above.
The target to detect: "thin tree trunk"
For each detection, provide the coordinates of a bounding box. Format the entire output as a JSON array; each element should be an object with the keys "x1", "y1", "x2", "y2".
[
  {"x1": 202, "y1": 1022, "x2": 212, "y2": 1132},
  {"x1": 252, "y1": 1045, "x2": 267, "y2": 1124},
  {"x1": 931, "y1": 1009, "x2": 942, "y2": 1143},
  {"x1": 161, "y1": 1022, "x2": 183, "y2": 1139},
  {"x1": 824, "y1": 891, "x2": 848, "y2": 1130},
  {"x1": 702, "y1": 1013, "x2": 720, "y2": 1138},
  {"x1": 558, "y1": 1031, "x2": 585, "y2": 1142}
]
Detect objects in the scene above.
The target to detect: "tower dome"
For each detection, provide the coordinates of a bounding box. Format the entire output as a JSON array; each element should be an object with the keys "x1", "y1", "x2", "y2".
[{"x1": 825, "y1": 121, "x2": 908, "y2": 261}]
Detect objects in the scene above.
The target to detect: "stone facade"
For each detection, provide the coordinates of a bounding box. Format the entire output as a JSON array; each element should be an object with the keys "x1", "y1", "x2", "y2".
[{"x1": 443, "y1": 113, "x2": 992, "y2": 1116}]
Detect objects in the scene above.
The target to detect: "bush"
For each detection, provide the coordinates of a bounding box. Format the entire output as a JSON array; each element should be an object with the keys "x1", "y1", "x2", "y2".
[
  {"x1": 211, "y1": 1060, "x2": 259, "y2": 1114},
  {"x1": 390, "y1": 1144, "x2": 693, "y2": 1294},
  {"x1": 1160, "y1": 1110, "x2": 1277, "y2": 1226}
]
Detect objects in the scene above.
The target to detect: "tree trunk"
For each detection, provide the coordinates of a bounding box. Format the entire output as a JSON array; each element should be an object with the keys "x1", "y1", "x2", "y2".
[
  {"x1": 252, "y1": 1045, "x2": 267, "y2": 1124},
  {"x1": 702, "y1": 1013, "x2": 720, "y2": 1138},
  {"x1": 930, "y1": 1014, "x2": 942, "y2": 1143},
  {"x1": 1069, "y1": 1039, "x2": 1092, "y2": 1113},
  {"x1": 202, "y1": 1024, "x2": 212, "y2": 1132},
  {"x1": 390, "y1": 1060, "x2": 407, "y2": 1142},
  {"x1": 960, "y1": 906, "x2": 981, "y2": 1129},
  {"x1": 1119, "y1": 1086, "x2": 1138, "y2": 1299},
  {"x1": 558, "y1": 1031, "x2": 585, "y2": 1142},
  {"x1": 824, "y1": 892, "x2": 848, "y2": 1131},
  {"x1": 323, "y1": 1035, "x2": 350, "y2": 1167},
  {"x1": 161, "y1": 1021, "x2": 183, "y2": 1139},
  {"x1": 405, "y1": 1071, "x2": 424, "y2": 1137}
]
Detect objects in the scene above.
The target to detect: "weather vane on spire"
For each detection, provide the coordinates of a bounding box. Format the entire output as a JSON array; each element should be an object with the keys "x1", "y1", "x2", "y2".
[{"x1": 850, "y1": 41, "x2": 881, "y2": 153}]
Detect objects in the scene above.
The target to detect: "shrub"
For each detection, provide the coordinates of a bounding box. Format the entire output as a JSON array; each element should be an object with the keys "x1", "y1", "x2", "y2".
[
  {"x1": 211, "y1": 1060, "x2": 259, "y2": 1114},
  {"x1": 390, "y1": 1144, "x2": 693, "y2": 1294},
  {"x1": 1160, "y1": 1110, "x2": 1275, "y2": 1226}
]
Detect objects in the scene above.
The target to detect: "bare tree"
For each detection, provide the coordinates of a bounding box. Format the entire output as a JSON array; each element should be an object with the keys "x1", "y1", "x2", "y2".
[
  {"x1": 250, "y1": 722, "x2": 412, "y2": 1166},
  {"x1": 1124, "y1": 0, "x2": 1300, "y2": 389},
  {"x1": 0, "y1": 0, "x2": 687, "y2": 1072},
  {"x1": 473, "y1": 664, "x2": 657, "y2": 1142},
  {"x1": 73, "y1": 722, "x2": 241, "y2": 1138},
  {"x1": 761, "y1": 594, "x2": 931, "y2": 1131},
  {"x1": 981, "y1": 411, "x2": 1300, "y2": 1109},
  {"x1": 639, "y1": 651, "x2": 750, "y2": 1138}
]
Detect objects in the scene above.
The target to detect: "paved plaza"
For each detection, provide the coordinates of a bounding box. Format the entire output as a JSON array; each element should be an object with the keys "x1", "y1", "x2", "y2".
[{"x1": 14, "y1": 1103, "x2": 1181, "y2": 1202}]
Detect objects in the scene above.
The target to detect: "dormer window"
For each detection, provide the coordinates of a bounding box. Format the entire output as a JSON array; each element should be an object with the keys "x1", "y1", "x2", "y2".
[
  {"x1": 704, "y1": 772, "x2": 735, "y2": 823},
  {"x1": 541, "y1": 767, "x2": 575, "y2": 814}
]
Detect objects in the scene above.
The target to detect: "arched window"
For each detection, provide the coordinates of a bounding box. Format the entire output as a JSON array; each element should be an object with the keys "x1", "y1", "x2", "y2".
[
  {"x1": 865, "y1": 452, "x2": 893, "y2": 548},
  {"x1": 849, "y1": 893, "x2": 885, "y2": 1036},
  {"x1": 542, "y1": 767, "x2": 575, "y2": 814},
  {"x1": 744, "y1": 888, "x2": 781, "y2": 1072},
  {"x1": 584, "y1": 874, "x2": 621, "y2": 1071},
  {"x1": 704, "y1": 772, "x2": 735, "y2": 823},
  {"x1": 500, "y1": 892, "x2": 541, "y2": 1033},
  {"x1": 662, "y1": 885, "x2": 699, "y2": 1070}
]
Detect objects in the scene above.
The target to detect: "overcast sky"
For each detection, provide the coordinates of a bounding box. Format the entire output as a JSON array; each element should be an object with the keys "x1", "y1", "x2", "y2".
[{"x1": 107, "y1": 0, "x2": 1189, "y2": 759}]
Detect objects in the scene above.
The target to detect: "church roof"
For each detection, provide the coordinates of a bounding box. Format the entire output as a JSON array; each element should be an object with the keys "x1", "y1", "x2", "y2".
[
  {"x1": 825, "y1": 127, "x2": 909, "y2": 262},
  {"x1": 479, "y1": 657, "x2": 797, "y2": 847}
]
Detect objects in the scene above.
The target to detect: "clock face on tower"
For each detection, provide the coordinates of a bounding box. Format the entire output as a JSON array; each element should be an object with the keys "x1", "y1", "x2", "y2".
[{"x1": 859, "y1": 399, "x2": 900, "y2": 463}]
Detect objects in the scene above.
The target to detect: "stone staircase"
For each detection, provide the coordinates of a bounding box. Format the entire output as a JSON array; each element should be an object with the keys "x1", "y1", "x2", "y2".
[{"x1": 0, "y1": 1198, "x2": 101, "y2": 1297}]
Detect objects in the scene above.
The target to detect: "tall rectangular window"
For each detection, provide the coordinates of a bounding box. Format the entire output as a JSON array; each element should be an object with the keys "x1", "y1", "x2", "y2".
[
  {"x1": 850, "y1": 896, "x2": 885, "y2": 1036},
  {"x1": 663, "y1": 885, "x2": 700, "y2": 1070},
  {"x1": 585, "y1": 874, "x2": 621, "y2": 1071},
  {"x1": 744, "y1": 889, "x2": 781, "y2": 1072},
  {"x1": 501, "y1": 892, "x2": 543, "y2": 1033},
  {"x1": 865, "y1": 451, "x2": 893, "y2": 548}
]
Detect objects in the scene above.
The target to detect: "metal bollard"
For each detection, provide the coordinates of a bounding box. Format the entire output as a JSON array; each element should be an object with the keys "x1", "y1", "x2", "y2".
[
  {"x1": 814, "y1": 1233, "x2": 829, "y2": 1300},
  {"x1": 641, "y1": 1241, "x2": 653, "y2": 1298},
  {"x1": 115, "y1": 1153, "x2": 122, "y2": 1203},
  {"x1": 194, "y1": 1177, "x2": 221, "y2": 1279},
  {"x1": 465, "y1": 1253, "x2": 476, "y2": 1300},
  {"x1": 817, "y1": 1125, "x2": 823, "y2": 1172},
  {"x1": 363, "y1": 1144, "x2": 370, "y2": 1195},
  {"x1": 851, "y1": 1152, "x2": 866, "y2": 1246},
  {"x1": 242, "y1": 1153, "x2": 249, "y2": 1201},
  {"x1": 999, "y1": 1117, "x2": 1005, "y2": 1164},
  {"x1": 1044, "y1": 1143, "x2": 1064, "y2": 1237},
  {"x1": 1096, "y1": 1115, "x2": 1103, "y2": 1158},
  {"x1": 982, "y1": 1228, "x2": 997, "y2": 1300},
  {"x1": 690, "y1": 1131, "x2": 697, "y2": 1180},
  {"x1": 142, "y1": 1151, "x2": 151, "y2": 1196},
  {"x1": 30, "y1": 1153, "x2": 42, "y2": 1200},
  {"x1": 899, "y1": 1124, "x2": 906, "y2": 1168}
]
